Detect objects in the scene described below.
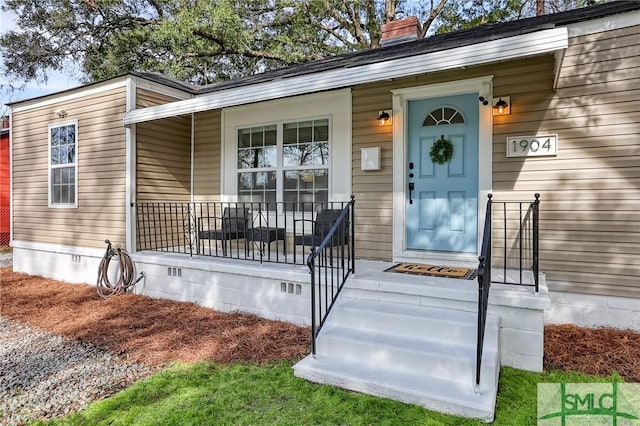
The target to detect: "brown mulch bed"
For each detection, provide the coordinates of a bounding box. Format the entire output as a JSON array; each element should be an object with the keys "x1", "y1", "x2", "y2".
[
  {"x1": 0, "y1": 268, "x2": 309, "y2": 366},
  {"x1": 544, "y1": 324, "x2": 640, "y2": 382},
  {"x1": 2, "y1": 268, "x2": 640, "y2": 381}
]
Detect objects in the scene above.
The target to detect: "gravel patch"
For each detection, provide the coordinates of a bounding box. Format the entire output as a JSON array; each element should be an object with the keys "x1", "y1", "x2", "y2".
[
  {"x1": 0, "y1": 317, "x2": 154, "y2": 425},
  {"x1": 0, "y1": 252, "x2": 11, "y2": 268}
]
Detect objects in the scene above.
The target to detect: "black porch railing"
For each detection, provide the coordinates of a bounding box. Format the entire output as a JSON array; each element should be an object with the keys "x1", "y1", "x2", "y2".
[
  {"x1": 307, "y1": 196, "x2": 355, "y2": 357},
  {"x1": 133, "y1": 199, "x2": 355, "y2": 266},
  {"x1": 476, "y1": 194, "x2": 493, "y2": 389},
  {"x1": 490, "y1": 193, "x2": 540, "y2": 291},
  {"x1": 476, "y1": 193, "x2": 540, "y2": 388}
]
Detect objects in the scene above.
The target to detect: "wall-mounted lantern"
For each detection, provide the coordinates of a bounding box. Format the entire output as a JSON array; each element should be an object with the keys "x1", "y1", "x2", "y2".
[
  {"x1": 377, "y1": 110, "x2": 392, "y2": 126},
  {"x1": 492, "y1": 97, "x2": 511, "y2": 115}
]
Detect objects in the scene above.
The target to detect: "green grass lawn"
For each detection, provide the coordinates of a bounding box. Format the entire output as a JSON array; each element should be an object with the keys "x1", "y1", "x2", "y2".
[{"x1": 37, "y1": 362, "x2": 622, "y2": 426}]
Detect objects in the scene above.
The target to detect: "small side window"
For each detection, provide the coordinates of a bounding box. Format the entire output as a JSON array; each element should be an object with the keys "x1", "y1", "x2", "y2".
[{"x1": 48, "y1": 120, "x2": 78, "y2": 207}]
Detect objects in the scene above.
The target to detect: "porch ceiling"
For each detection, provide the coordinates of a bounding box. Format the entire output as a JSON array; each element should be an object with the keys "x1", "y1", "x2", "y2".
[{"x1": 123, "y1": 28, "x2": 568, "y2": 126}]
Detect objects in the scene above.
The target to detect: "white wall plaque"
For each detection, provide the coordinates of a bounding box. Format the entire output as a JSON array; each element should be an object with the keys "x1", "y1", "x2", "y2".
[{"x1": 506, "y1": 134, "x2": 558, "y2": 157}]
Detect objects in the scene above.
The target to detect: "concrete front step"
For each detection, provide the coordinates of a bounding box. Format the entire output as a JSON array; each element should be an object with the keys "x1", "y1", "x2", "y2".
[
  {"x1": 294, "y1": 296, "x2": 501, "y2": 421},
  {"x1": 327, "y1": 297, "x2": 498, "y2": 343},
  {"x1": 315, "y1": 323, "x2": 499, "y2": 386},
  {"x1": 294, "y1": 354, "x2": 498, "y2": 422}
]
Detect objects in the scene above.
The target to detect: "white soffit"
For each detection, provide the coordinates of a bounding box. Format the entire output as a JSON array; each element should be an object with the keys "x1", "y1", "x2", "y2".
[{"x1": 123, "y1": 27, "x2": 569, "y2": 125}]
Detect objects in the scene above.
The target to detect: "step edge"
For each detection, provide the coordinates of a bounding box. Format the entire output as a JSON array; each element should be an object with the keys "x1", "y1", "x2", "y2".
[
  {"x1": 294, "y1": 356, "x2": 497, "y2": 420},
  {"x1": 319, "y1": 324, "x2": 501, "y2": 362}
]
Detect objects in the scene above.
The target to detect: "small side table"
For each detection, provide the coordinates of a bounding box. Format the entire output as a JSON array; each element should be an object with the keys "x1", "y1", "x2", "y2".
[{"x1": 246, "y1": 227, "x2": 286, "y2": 263}]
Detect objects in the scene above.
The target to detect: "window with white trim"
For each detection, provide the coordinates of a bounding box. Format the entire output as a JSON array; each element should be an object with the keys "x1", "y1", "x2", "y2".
[
  {"x1": 48, "y1": 121, "x2": 78, "y2": 207},
  {"x1": 237, "y1": 118, "x2": 329, "y2": 209}
]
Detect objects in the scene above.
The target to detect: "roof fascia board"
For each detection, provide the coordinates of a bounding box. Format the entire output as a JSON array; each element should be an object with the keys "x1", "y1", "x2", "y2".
[
  {"x1": 123, "y1": 27, "x2": 568, "y2": 125},
  {"x1": 11, "y1": 78, "x2": 128, "y2": 113},
  {"x1": 553, "y1": 49, "x2": 566, "y2": 90},
  {"x1": 567, "y1": 10, "x2": 639, "y2": 37}
]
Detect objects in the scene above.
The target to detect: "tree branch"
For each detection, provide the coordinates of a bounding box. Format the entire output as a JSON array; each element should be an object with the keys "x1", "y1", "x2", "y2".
[
  {"x1": 420, "y1": 0, "x2": 448, "y2": 38},
  {"x1": 320, "y1": 23, "x2": 358, "y2": 49},
  {"x1": 345, "y1": 2, "x2": 368, "y2": 47},
  {"x1": 322, "y1": 0, "x2": 353, "y2": 34},
  {"x1": 192, "y1": 29, "x2": 293, "y2": 63},
  {"x1": 365, "y1": 0, "x2": 380, "y2": 48},
  {"x1": 384, "y1": 0, "x2": 397, "y2": 23},
  {"x1": 146, "y1": 0, "x2": 164, "y2": 17}
]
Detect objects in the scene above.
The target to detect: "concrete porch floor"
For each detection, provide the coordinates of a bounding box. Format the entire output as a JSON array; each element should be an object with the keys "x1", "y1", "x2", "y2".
[{"x1": 133, "y1": 250, "x2": 545, "y2": 309}]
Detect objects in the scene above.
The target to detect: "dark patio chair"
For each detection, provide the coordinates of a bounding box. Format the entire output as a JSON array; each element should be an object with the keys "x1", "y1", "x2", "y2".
[
  {"x1": 197, "y1": 207, "x2": 250, "y2": 256},
  {"x1": 293, "y1": 209, "x2": 349, "y2": 249}
]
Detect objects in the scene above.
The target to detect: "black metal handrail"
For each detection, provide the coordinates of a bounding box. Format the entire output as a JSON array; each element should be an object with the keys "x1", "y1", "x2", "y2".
[
  {"x1": 476, "y1": 194, "x2": 493, "y2": 389},
  {"x1": 307, "y1": 195, "x2": 355, "y2": 357},
  {"x1": 475, "y1": 192, "x2": 540, "y2": 388},
  {"x1": 133, "y1": 200, "x2": 353, "y2": 265}
]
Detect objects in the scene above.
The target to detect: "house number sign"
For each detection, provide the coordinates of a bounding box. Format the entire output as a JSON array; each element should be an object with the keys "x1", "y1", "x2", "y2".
[{"x1": 506, "y1": 134, "x2": 558, "y2": 157}]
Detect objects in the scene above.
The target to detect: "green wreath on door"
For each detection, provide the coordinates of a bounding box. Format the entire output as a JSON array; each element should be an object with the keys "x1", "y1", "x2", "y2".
[{"x1": 429, "y1": 135, "x2": 454, "y2": 164}]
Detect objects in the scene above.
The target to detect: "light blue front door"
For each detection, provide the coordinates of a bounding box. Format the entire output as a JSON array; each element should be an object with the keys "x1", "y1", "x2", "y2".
[{"x1": 406, "y1": 93, "x2": 479, "y2": 253}]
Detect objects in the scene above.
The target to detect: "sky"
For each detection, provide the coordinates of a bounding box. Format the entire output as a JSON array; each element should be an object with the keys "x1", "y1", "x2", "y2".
[{"x1": 0, "y1": 1, "x2": 81, "y2": 116}]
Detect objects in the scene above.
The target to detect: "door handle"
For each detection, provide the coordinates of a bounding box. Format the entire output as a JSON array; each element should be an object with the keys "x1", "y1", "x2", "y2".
[{"x1": 408, "y1": 182, "x2": 415, "y2": 205}]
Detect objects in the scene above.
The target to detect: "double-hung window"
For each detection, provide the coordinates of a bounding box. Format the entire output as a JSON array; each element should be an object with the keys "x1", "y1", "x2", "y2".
[
  {"x1": 48, "y1": 121, "x2": 78, "y2": 207},
  {"x1": 224, "y1": 89, "x2": 351, "y2": 208},
  {"x1": 237, "y1": 118, "x2": 329, "y2": 209},
  {"x1": 237, "y1": 125, "x2": 278, "y2": 204}
]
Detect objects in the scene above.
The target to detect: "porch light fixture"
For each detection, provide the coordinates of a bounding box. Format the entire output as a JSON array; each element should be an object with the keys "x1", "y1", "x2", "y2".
[
  {"x1": 55, "y1": 108, "x2": 67, "y2": 118},
  {"x1": 377, "y1": 110, "x2": 392, "y2": 126},
  {"x1": 492, "y1": 97, "x2": 510, "y2": 115}
]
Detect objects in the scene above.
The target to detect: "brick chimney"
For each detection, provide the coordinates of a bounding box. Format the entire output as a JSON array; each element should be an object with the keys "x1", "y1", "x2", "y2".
[
  {"x1": 381, "y1": 16, "x2": 420, "y2": 46},
  {"x1": 1, "y1": 116, "x2": 8, "y2": 129}
]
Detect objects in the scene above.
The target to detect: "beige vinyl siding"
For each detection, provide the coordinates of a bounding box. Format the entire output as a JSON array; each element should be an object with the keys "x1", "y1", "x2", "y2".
[
  {"x1": 135, "y1": 89, "x2": 191, "y2": 202},
  {"x1": 351, "y1": 93, "x2": 394, "y2": 259},
  {"x1": 136, "y1": 115, "x2": 191, "y2": 201},
  {"x1": 136, "y1": 88, "x2": 182, "y2": 108},
  {"x1": 193, "y1": 109, "x2": 222, "y2": 201},
  {"x1": 491, "y1": 25, "x2": 640, "y2": 298},
  {"x1": 135, "y1": 114, "x2": 190, "y2": 250},
  {"x1": 134, "y1": 92, "x2": 217, "y2": 250},
  {"x1": 352, "y1": 25, "x2": 639, "y2": 297},
  {"x1": 11, "y1": 84, "x2": 128, "y2": 249},
  {"x1": 352, "y1": 63, "x2": 508, "y2": 260}
]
